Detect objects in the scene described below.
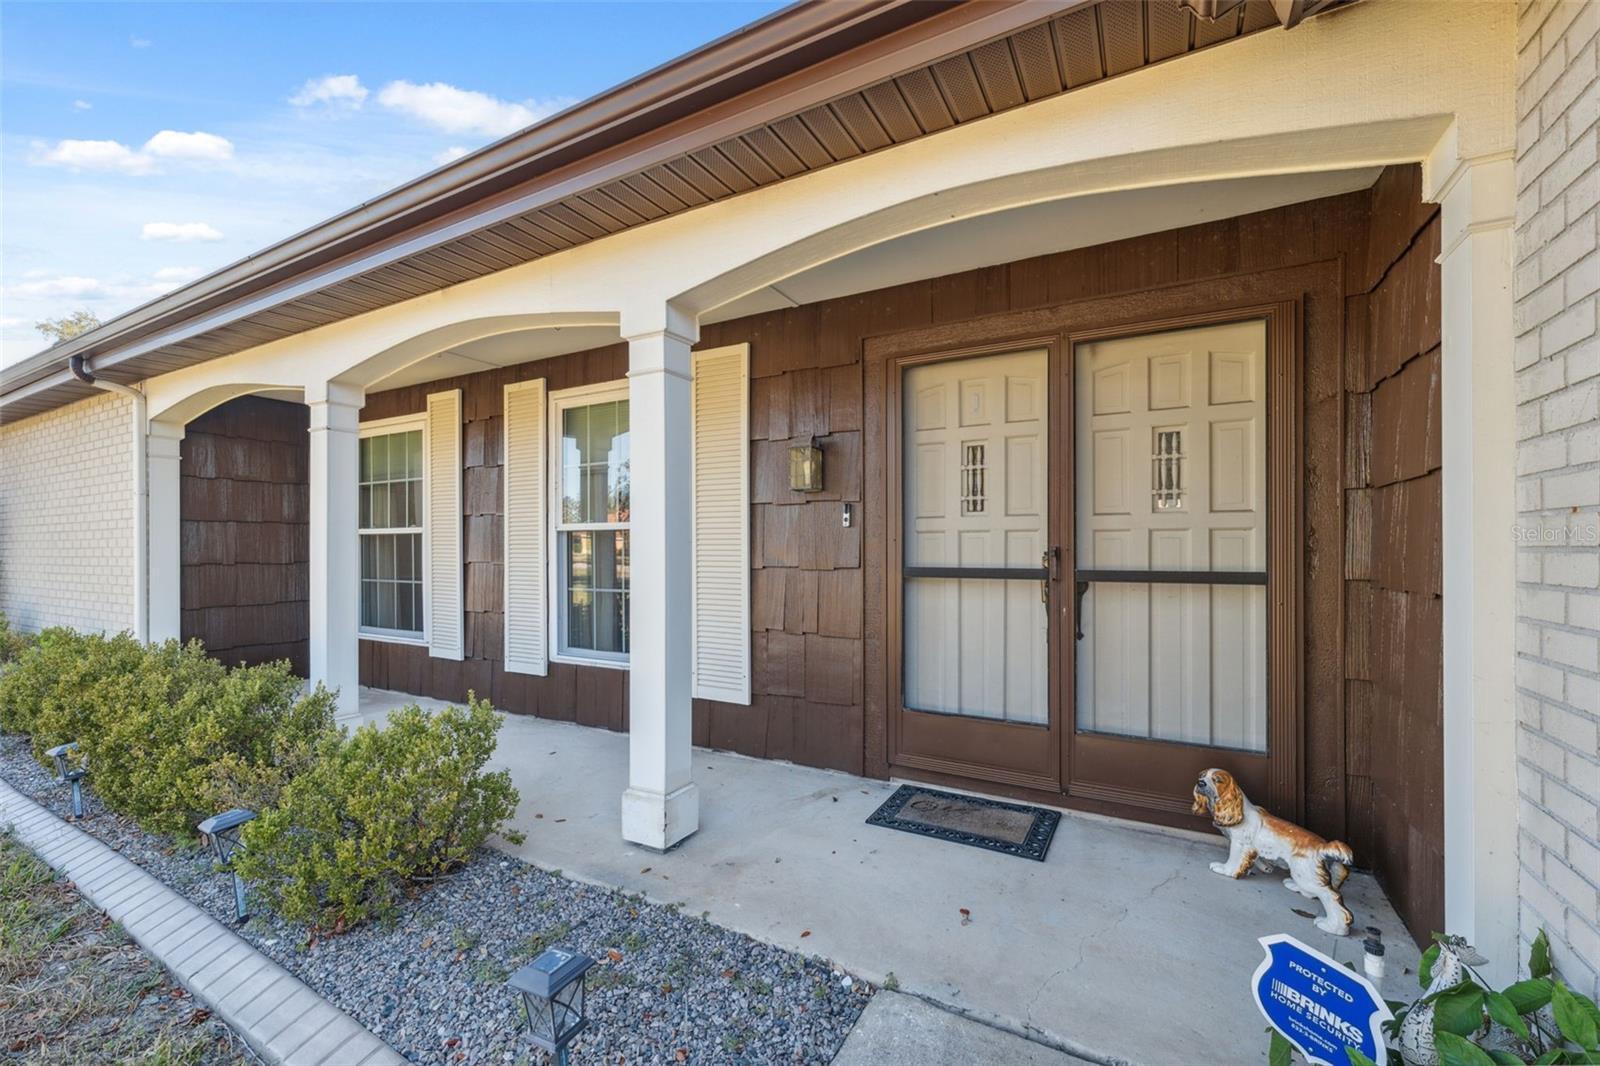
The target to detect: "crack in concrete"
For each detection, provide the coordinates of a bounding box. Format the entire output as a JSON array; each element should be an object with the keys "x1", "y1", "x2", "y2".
[
  {"x1": 1059, "y1": 866, "x2": 1184, "y2": 980},
  {"x1": 1024, "y1": 967, "x2": 1063, "y2": 1021}
]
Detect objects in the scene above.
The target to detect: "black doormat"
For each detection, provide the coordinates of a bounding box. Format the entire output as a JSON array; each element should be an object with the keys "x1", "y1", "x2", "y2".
[{"x1": 865, "y1": 785, "x2": 1059, "y2": 862}]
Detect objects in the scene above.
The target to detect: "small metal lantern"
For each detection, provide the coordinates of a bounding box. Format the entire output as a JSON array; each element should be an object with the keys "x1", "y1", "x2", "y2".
[
  {"x1": 44, "y1": 742, "x2": 86, "y2": 819},
  {"x1": 509, "y1": 947, "x2": 594, "y2": 1065},
  {"x1": 788, "y1": 436, "x2": 824, "y2": 493},
  {"x1": 197, "y1": 808, "x2": 256, "y2": 923}
]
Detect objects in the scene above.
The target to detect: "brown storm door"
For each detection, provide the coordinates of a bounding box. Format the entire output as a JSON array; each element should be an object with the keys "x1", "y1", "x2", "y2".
[
  {"x1": 885, "y1": 306, "x2": 1300, "y2": 819},
  {"x1": 1064, "y1": 313, "x2": 1299, "y2": 818},
  {"x1": 888, "y1": 343, "x2": 1063, "y2": 793}
]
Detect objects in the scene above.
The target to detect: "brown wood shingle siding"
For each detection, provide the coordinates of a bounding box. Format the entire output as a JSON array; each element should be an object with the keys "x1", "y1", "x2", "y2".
[
  {"x1": 1342, "y1": 165, "x2": 1444, "y2": 945},
  {"x1": 180, "y1": 396, "x2": 309, "y2": 674}
]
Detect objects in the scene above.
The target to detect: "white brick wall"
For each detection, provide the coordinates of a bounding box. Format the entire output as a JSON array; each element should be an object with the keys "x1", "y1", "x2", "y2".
[
  {"x1": 0, "y1": 391, "x2": 136, "y2": 635},
  {"x1": 1516, "y1": 0, "x2": 1600, "y2": 1000}
]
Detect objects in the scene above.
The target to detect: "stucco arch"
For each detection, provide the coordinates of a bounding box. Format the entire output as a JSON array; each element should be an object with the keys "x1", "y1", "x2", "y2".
[
  {"x1": 150, "y1": 382, "x2": 304, "y2": 429},
  {"x1": 142, "y1": 311, "x2": 620, "y2": 425},
  {"x1": 329, "y1": 312, "x2": 622, "y2": 392},
  {"x1": 671, "y1": 117, "x2": 1455, "y2": 320}
]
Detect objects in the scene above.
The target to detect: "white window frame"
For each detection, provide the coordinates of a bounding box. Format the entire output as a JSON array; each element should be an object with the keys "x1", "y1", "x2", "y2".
[
  {"x1": 358, "y1": 412, "x2": 430, "y2": 646},
  {"x1": 547, "y1": 380, "x2": 631, "y2": 670}
]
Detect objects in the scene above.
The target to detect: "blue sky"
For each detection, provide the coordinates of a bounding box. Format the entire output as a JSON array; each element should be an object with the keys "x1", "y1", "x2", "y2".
[{"x1": 0, "y1": 1, "x2": 786, "y2": 365}]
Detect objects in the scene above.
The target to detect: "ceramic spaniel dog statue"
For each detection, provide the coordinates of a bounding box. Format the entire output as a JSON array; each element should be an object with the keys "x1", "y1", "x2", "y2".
[{"x1": 1192, "y1": 768, "x2": 1355, "y2": 936}]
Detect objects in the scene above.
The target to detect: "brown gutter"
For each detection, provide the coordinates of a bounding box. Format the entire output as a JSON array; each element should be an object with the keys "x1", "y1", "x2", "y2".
[{"x1": 3, "y1": 0, "x2": 1078, "y2": 398}]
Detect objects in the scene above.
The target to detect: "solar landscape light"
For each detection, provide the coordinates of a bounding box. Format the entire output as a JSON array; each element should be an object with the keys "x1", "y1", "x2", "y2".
[
  {"x1": 44, "y1": 742, "x2": 86, "y2": 819},
  {"x1": 509, "y1": 947, "x2": 594, "y2": 1066},
  {"x1": 196, "y1": 808, "x2": 256, "y2": 923}
]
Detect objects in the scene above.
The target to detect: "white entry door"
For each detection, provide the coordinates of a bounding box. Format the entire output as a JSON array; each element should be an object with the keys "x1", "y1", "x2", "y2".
[
  {"x1": 1074, "y1": 320, "x2": 1268, "y2": 752},
  {"x1": 902, "y1": 348, "x2": 1049, "y2": 724}
]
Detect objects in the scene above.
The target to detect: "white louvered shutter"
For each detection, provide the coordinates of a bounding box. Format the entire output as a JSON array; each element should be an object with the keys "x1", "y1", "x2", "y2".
[
  {"x1": 502, "y1": 378, "x2": 548, "y2": 676},
  {"x1": 692, "y1": 344, "x2": 751, "y2": 704},
  {"x1": 426, "y1": 389, "x2": 464, "y2": 660}
]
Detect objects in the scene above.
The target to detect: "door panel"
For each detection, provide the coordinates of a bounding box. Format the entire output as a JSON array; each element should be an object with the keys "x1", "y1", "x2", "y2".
[
  {"x1": 893, "y1": 347, "x2": 1059, "y2": 789},
  {"x1": 903, "y1": 349, "x2": 1048, "y2": 724},
  {"x1": 1075, "y1": 319, "x2": 1267, "y2": 749}
]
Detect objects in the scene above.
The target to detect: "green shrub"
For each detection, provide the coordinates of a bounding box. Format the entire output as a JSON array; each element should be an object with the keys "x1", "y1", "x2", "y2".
[
  {"x1": 0, "y1": 612, "x2": 32, "y2": 666},
  {"x1": 88, "y1": 650, "x2": 337, "y2": 835},
  {"x1": 199, "y1": 667, "x2": 336, "y2": 817},
  {"x1": 234, "y1": 694, "x2": 521, "y2": 930},
  {"x1": 0, "y1": 628, "x2": 145, "y2": 752},
  {"x1": 70, "y1": 639, "x2": 225, "y2": 831},
  {"x1": 0, "y1": 627, "x2": 336, "y2": 836}
]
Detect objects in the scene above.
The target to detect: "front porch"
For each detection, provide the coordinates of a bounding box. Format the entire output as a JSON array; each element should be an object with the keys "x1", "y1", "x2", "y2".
[{"x1": 357, "y1": 687, "x2": 1422, "y2": 1064}]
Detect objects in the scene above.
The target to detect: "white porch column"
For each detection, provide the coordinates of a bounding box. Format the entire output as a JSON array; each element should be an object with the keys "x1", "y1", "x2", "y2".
[
  {"x1": 146, "y1": 421, "x2": 185, "y2": 644},
  {"x1": 1428, "y1": 135, "x2": 1519, "y2": 982},
  {"x1": 307, "y1": 382, "x2": 364, "y2": 720},
  {"x1": 621, "y1": 311, "x2": 699, "y2": 850}
]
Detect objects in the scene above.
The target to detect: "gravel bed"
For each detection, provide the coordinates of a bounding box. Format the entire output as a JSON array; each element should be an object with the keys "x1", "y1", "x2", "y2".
[{"x1": 0, "y1": 734, "x2": 871, "y2": 1065}]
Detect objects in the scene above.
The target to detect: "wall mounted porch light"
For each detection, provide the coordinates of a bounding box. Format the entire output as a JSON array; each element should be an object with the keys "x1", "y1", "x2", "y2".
[
  {"x1": 197, "y1": 808, "x2": 256, "y2": 923},
  {"x1": 789, "y1": 436, "x2": 824, "y2": 493},
  {"x1": 509, "y1": 947, "x2": 594, "y2": 1066},
  {"x1": 44, "y1": 742, "x2": 86, "y2": 819}
]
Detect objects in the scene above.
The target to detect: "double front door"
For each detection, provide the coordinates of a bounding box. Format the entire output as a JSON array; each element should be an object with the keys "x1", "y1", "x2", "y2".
[{"x1": 890, "y1": 318, "x2": 1275, "y2": 817}]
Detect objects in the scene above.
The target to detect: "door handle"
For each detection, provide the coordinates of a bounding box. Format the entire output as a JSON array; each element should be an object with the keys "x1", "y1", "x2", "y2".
[
  {"x1": 1040, "y1": 547, "x2": 1059, "y2": 606},
  {"x1": 1074, "y1": 580, "x2": 1089, "y2": 640}
]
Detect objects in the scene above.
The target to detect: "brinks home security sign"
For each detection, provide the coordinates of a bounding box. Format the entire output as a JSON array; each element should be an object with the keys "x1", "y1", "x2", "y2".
[{"x1": 1252, "y1": 933, "x2": 1393, "y2": 1065}]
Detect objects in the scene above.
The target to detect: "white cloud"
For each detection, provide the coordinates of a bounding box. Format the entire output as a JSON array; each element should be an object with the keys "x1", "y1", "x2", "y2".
[
  {"x1": 30, "y1": 129, "x2": 234, "y2": 175},
  {"x1": 141, "y1": 221, "x2": 224, "y2": 242},
  {"x1": 130, "y1": 35, "x2": 151, "y2": 48},
  {"x1": 143, "y1": 130, "x2": 233, "y2": 161},
  {"x1": 433, "y1": 145, "x2": 470, "y2": 165},
  {"x1": 31, "y1": 138, "x2": 155, "y2": 175},
  {"x1": 13, "y1": 275, "x2": 107, "y2": 299},
  {"x1": 377, "y1": 80, "x2": 570, "y2": 138},
  {"x1": 290, "y1": 74, "x2": 368, "y2": 109},
  {"x1": 72, "y1": 99, "x2": 92, "y2": 111}
]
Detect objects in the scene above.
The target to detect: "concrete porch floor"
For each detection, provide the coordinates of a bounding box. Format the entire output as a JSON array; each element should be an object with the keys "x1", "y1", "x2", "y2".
[{"x1": 355, "y1": 687, "x2": 1423, "y2": 1065}]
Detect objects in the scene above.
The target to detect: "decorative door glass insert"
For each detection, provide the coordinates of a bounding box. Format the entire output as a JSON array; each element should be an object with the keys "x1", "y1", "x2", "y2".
[
  {"x1": 960, "y1": 443, "x2": 987, "y2": 514},
  {"x1": 902, "y1": 349, "x2": 1048, "y2": 724},
  {"x1": 1152, "y1": 429, "x2": 1184, "y2": 510}
]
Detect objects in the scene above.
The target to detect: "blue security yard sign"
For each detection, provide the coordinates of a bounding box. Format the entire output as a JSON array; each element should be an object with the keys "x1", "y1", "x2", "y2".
[{"x1": 1252, "y1": 934, "x2": 1392, "y2": 1066}]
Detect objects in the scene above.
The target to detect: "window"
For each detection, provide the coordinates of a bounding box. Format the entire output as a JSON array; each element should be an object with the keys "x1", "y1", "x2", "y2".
[
  {"x1": 359, "y1": 422, "x2": 425, "y2": 639},
  {"x1": 550, "y1": 385, "x2": 630, "y2": 663}
]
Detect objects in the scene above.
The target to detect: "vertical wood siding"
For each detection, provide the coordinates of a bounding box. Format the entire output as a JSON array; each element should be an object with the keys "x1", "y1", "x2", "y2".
[{"x1": 180, "y1": 396, "x2": 310, "y2": 674}]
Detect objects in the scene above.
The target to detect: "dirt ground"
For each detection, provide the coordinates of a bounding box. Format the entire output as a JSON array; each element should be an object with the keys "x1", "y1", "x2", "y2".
[{"x1": 0, "y1": 831, "x2": 251, "y2": 1066}]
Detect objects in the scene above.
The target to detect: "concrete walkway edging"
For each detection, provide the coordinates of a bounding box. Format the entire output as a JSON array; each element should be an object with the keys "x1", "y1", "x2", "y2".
[{"x1": 0, "y1": 778, "x2": 404, "y2": 1066}]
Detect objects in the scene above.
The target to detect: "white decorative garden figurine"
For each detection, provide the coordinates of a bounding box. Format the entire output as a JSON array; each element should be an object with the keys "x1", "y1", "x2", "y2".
[{"x1": 1191, "y1": 768, "x2": 1355, "y2": 936}]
